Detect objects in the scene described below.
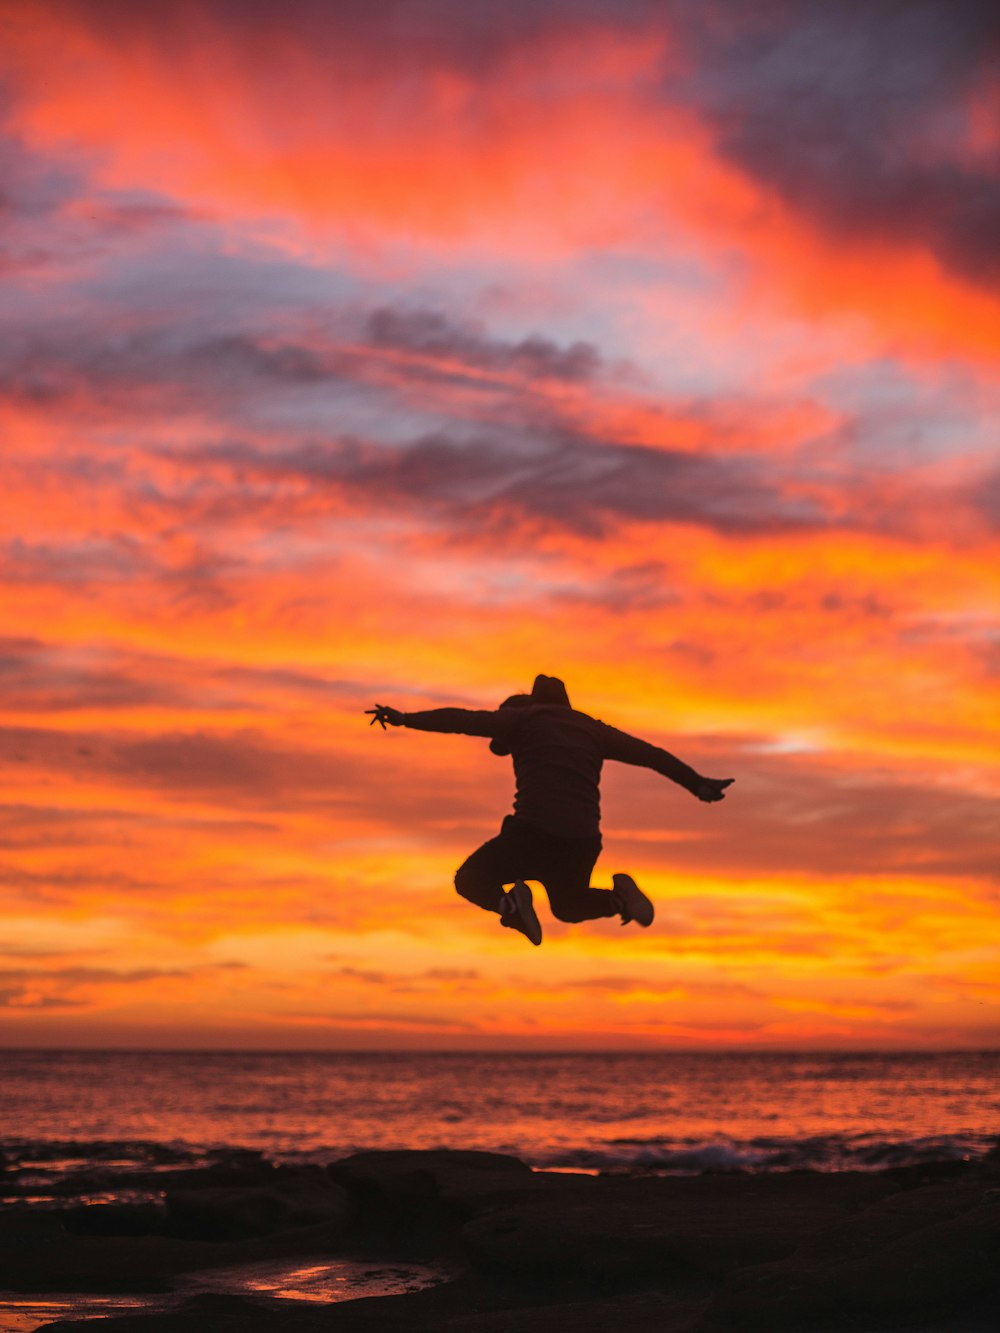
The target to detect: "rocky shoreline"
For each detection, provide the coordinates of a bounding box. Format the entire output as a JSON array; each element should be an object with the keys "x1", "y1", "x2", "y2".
[{"x1": 1, "y1": 1141, "x2": 998, "y2": 1331}]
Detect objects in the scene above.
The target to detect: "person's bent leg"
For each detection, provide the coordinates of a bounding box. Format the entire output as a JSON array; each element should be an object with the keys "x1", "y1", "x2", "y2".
[
  {"x1": 454, "y1": 840, "x2": 510, "y2": 913},
  {"x1": 546, "y1": 880, "x2": 620, "y2": 923},
  {"x1": 547, "y1": 872, "x2": 655, "y2": 925},
  {"x1": 455, "y1": 820, "x2": 544, "y2": 944},
  {"x1": 454, "y1": 820, "x2": 533, "y2": 914},
  {"x1": 539, "y1": 833, "x2": 619, "y2": 923}
]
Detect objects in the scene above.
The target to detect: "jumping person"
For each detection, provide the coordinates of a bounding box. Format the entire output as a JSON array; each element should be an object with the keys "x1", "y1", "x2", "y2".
[{"x1": 366, "y1": 675, "x2": 733, "y2": 947}]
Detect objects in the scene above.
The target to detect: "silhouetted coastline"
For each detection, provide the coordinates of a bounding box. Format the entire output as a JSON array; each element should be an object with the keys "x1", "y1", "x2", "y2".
[{"x1": 2, "y1": 1138, "x2": 998, "y2": 1331}]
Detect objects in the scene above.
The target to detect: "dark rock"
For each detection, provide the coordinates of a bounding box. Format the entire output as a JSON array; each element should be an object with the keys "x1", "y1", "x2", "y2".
[
  {"x1": 981, "y1": 1140, "x2": 1000, "y2": 1180},
  {"x1": 165, "y1": 1188, "x2": 291, "y2": 1241},
  {"x1": 714, "y1": 1182, "x2": 1000, "y2": 1328},
  {"x1": 463, "y1": 1171, "x2": 891, "y2": 1284},
  {"x1": 438, "y1": 1291, "x2": 710, "y2": 1332},
  {"x1": 0, "y1": 1206, "x2": 349, "y2": 1292},
  {"x1": 163, "y1": 1175, "x2": 349, "y2": 1241},
  {"x1": 330, "y1": 1149, "x2": 533, "y2": 1198},
  {"x1": 61, "y1": 1201, "x2": 169, "y2": 1237},
  {"x1": 0, "y1": 1207, "x2": 73, "y2": 1244},
  {"x1": 328, "y1": 1149, "x2": 564, "y2": 1243},
  {"x1": 49, "y1": 1152, "x2": 278, "y2": 1199},
  {"x1": 176, "y1": 1151, "x2": 276, "y2": 1190}
]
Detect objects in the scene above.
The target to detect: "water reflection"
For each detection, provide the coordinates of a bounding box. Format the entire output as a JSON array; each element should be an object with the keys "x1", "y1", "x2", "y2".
[{"x1": 0, "y1": 1255, "x2": 456, "y2": 1331}]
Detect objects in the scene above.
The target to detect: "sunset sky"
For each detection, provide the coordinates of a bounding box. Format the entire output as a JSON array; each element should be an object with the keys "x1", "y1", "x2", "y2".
[{"x1": 1, "y1": 0, "x2": 998, "y2": 1050}]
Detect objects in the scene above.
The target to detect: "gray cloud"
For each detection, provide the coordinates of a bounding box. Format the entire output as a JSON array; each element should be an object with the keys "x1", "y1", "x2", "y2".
[
  {"x1": 680, "y1": 1, "x2": 1000, "y2": 286},
  {"x1": 50, "y1": 0, "x2": 661, "y2": 85},
  {"x1": 73, "y1": 198, "x2": 205, "y2": 234},
  {"x1": 0, "y1": 304, "x2": 604, "y2": 425},
  {"x1": 182, "y1": 334, "x2": 344, "y2": 387},
  {"x1": 0, "y1": 802, "x2": 150, "y2": 852},
  {"x1": 0, "y1": 533, "x2": 157, "y2": 590},
  {"x1": 0, "y1": 961, "x2": 249, "y2": 1010},
  {"x1": 552, "y1": 562, "x2": 683, "y2": 612},
  {"x1": 0, "y1": 635, "x2": 405, "y2": 717},
  {"x1": 0, "y1": 127, "x2": 205, "y2": 287},
  {"x1": 0, "y1": 989, "x2": 87, "y2": 1009},
  {"x1": 0, "y1": 634, "x2": 184, "y2": 711},
  {"x1": 547, "y1": 972, "x2": 761, "y2": 998},
  {"x1": 286, "y1": 1008, "x2": 481, "y2": 1030},
  {"x1": 965, "y1": 460, "x2": 1000, "y2": 533},
  {"x1": 194, "y1": 428, "x2": 826, "y2": 539},
  {"x1": 2, "y1": 274, "x2": 981, "y2": 554},
  {"x1": 328, "y1": 964, "x2": 484, "y2": 993},
  {"x1": 368, "y1": 307, "x2": 602, "y2": 384},
  {"x1": 0, "y1": 965, "x2": 192, "y2": 984}
]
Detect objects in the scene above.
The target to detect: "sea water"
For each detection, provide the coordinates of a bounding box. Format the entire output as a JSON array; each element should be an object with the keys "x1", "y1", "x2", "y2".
[{"x1": 2, "y1": 1048, "x2": 997, "y2": 1174}]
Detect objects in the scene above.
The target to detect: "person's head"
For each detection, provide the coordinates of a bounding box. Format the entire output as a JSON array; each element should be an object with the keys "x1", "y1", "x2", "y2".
[{"x1": 530, "y1": 674, "x2": 571, "y2": 707}]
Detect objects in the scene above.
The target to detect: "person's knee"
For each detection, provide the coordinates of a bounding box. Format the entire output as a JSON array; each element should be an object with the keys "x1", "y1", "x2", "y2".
[
  {"x1": 548, "y1": 896, "x2": 588, "y2": 923},
  {"x1": 454, "y1": 862, "x2": 478, "y2": 902},
  {"x1": 455, "y1": 860, "x2": 498, "y2": 908}
]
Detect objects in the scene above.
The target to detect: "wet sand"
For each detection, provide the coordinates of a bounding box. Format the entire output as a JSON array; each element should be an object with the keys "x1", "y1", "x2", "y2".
[{"x1": 1, "y1": 1141, "x2": 997, "y2": 1331}]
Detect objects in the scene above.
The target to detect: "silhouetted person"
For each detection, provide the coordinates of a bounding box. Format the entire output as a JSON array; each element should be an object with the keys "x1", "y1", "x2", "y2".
[{"x1": 367, "y1": 674, "x2": 733, "y2": 946}]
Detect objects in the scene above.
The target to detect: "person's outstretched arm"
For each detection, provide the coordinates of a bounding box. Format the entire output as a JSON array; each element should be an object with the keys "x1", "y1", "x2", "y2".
[
  {"x1": 598, "y1": 721, "x2": 734, "y2": 802},
  {"x1": 366, "y1": 704, "x2": 504, "y2": 738}
]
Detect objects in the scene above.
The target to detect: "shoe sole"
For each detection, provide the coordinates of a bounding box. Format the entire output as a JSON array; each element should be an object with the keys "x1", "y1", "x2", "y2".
[
  {"x1": 509, "y1": 880, "x2": 543, "y2": 946},
  {"x1": 613, "y1": 873, "x2": 654, "y2": 927}
]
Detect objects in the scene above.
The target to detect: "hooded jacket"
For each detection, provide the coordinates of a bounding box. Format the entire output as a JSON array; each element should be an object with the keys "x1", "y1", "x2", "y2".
[{"x1": 400, "y1": 677, "x2": 701, "y2": 838}]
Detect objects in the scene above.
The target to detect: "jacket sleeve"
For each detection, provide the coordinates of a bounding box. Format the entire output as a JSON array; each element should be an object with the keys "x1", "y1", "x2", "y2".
[
  {"x1": 402, "y1": 708, "x2": 504, "y2": 738},
  {"x1": 597, "y1": 721, "x2": 703, "y2": 793}
]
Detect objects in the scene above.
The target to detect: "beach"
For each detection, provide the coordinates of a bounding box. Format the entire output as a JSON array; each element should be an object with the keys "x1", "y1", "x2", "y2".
[{"x1": 2, "y1": 1138, "x2": 998, "y2": 1332}]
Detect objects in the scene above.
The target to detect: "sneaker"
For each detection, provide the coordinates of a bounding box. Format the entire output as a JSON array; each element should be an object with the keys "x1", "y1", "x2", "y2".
[
  {"x1": 612, "y1": 873, "x2": 654, "y2": 927},
  {"x1": 500, "y1": 880, "x2": 542, "y2": 946}
]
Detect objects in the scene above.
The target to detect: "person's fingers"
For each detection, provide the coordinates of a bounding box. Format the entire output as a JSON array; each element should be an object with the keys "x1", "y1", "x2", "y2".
[{"x1": 366, "y1": 704, "x2": 388, "y2": 729}]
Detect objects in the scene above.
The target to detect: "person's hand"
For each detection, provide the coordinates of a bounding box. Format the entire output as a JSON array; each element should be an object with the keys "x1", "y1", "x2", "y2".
[
  {"x1": 366, "y1": 704, "x2": 405, "y2": 729},
  {"x1": 695, "y1": 777, "x2": 734, "y2": 802}
]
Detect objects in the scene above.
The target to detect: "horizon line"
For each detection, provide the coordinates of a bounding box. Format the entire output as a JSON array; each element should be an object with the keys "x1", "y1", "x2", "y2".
[{"x1": 4, "y1": 1045, "x2": 998, "y2": 1056}]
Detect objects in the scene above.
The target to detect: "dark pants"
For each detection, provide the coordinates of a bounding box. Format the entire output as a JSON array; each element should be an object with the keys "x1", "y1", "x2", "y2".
[{"x1": 455, "y1": 815, "x2": 618, "y2": 923}]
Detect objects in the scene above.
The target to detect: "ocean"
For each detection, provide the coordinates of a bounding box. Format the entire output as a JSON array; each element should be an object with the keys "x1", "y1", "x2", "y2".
[{"x1": 2, "y1": 1049, "x2": 998, "y2": 1176}]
